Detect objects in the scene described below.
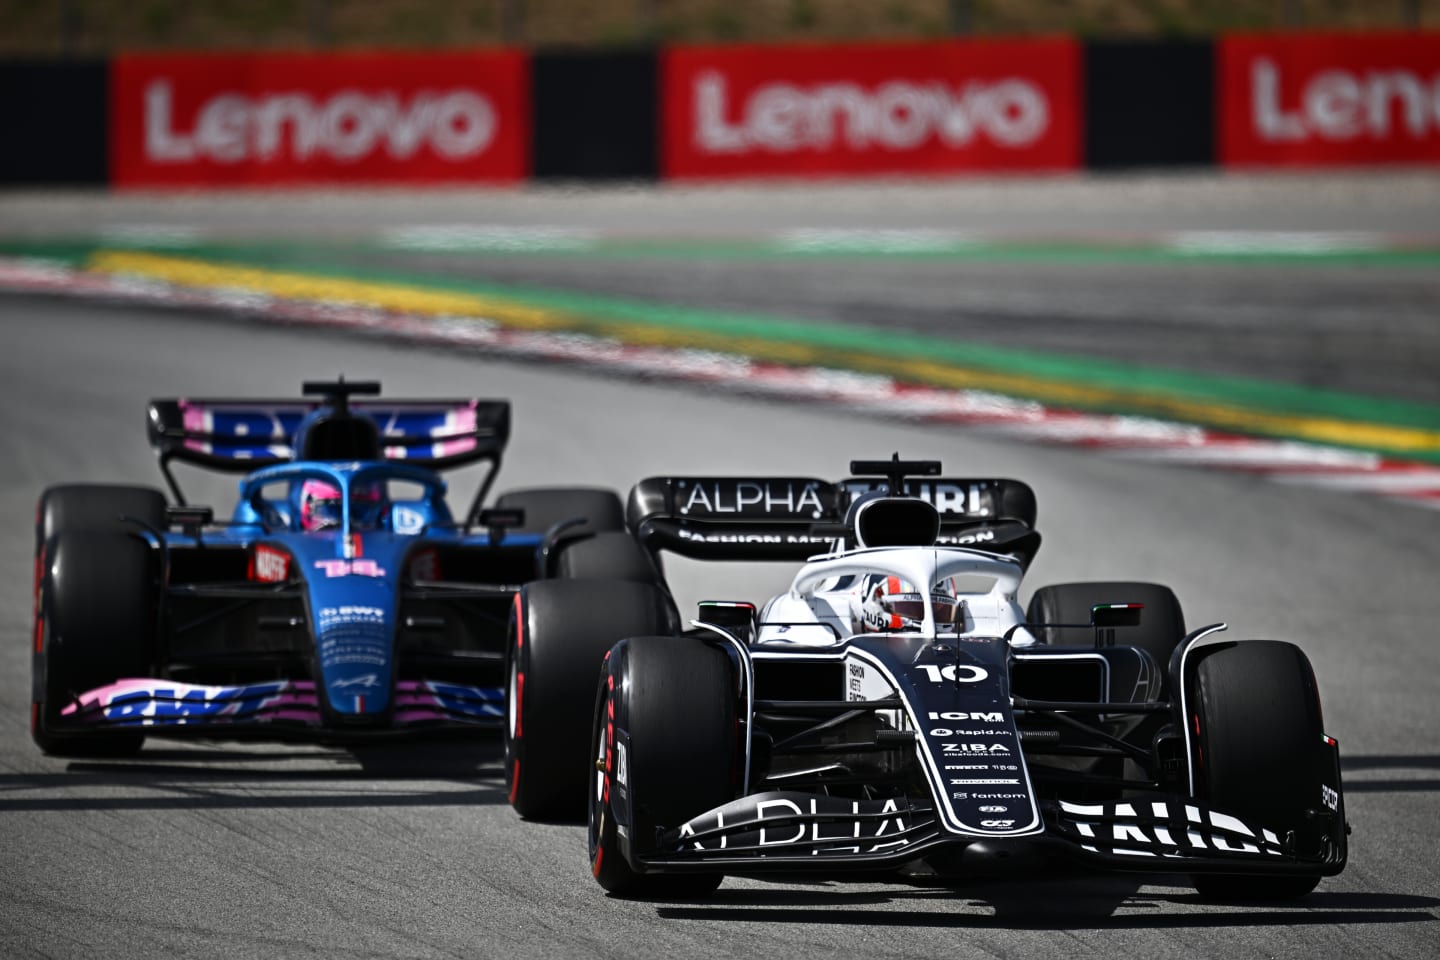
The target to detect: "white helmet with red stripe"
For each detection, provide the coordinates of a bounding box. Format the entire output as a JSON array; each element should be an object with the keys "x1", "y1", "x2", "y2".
[{"x1": 855, "y1": 574, "x2": 959, "y2": 633}]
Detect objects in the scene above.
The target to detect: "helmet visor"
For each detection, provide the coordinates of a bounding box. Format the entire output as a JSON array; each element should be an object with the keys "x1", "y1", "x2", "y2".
[
  {"x1": 350, "y1": 484, "x2": 384, "y2": 530},
  {"x1": 885, "y1": 594, "x2": 926, "y2": 623},
  {"x1": 932, "y1": 596, "x2": 959, "y2": 627},
  {"x1": 306, "y1": 498, "x2": 342, "y2": 530}
]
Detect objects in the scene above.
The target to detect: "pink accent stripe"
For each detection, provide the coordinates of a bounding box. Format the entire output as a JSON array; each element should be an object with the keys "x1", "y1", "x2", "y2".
[
  {"x1": 177, "y1": 399, "x2": 210, "y2": 453},
  {"x1": 179, "y1": 400, "x2": 204, "y2": 434},
  {"x1": 60, "y1": 677, "x2": 320, "y2": 717},
  {"x1": 436, "y1": 402, "x2": 479, "y2": 458}
]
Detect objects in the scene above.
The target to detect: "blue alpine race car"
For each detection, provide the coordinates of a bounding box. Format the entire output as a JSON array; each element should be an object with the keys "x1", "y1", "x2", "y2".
[{"x1": 30, "y1": 379, "x2": 654, "y2": 756}]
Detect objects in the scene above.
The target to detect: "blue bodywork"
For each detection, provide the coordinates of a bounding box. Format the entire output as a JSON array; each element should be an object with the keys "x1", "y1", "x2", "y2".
[{"x1": 58, "y1": 386, "x2": 549, "y2": 740}]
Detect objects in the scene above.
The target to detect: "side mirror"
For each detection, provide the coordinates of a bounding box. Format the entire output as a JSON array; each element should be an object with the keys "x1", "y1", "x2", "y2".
[
  {"x1": 1090, "y1": 603, "x2": 1143, "y2": 629},
  {"x1": 476, "y1": 507, "x2": 524, "y2": 544},
  {"x1": 166, "y1": 504, "x2": 214, "y2": 537},
  {"x1": 1091, "y1": 602, "x2": 1142, "y2": 647},
  {"x1": 1003, "y1": 602, "x2": 1144, "y2": 647}
]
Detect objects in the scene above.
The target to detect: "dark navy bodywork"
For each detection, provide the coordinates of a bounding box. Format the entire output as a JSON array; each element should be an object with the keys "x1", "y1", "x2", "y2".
[{"x1": 587, "y1": 461, "x2": 1348, "y2": 891}]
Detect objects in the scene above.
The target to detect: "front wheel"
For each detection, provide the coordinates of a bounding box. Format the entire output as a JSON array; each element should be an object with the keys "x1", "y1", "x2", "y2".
[
  {"x1": 1189, "y1": 640, "x2": 1326, "y2": 900},
  {"x1": 32, "y1": 484, "x2": 166, "y2": 756},
  {"x1": 34, "y1": 531, "x2": 157, "y2": 756},
  {"x1": 589, "y1": 636, "x2": 736, "y2": 898}
]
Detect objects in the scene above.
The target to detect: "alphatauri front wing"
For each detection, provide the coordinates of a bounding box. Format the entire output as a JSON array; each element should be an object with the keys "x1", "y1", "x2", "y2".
[{"x1": 626, "y1": 790, "x2": 1347, "y2": 877}]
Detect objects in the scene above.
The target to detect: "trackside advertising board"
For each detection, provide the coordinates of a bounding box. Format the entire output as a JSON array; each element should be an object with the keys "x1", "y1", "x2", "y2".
[
  {"x1": 1220, "y1": 32, "x2": 1440, "y2": 168},
  {"x1": 111, "y1": 51, "x2": 528, "y2": 187},
  {"x1": 661, "y1": 40, "x2": 1081, "y2": 179}
]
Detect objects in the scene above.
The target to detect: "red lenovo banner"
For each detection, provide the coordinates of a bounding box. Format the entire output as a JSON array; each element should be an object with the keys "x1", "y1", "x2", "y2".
[
  {"x1": 1220, "y1": 32, "x2": 1440, "y2": 168},
  {"x1": 662, "y1": 40, "x2": 1080, "y2": 179},
  {"x1": 112, "y1": 51, "x2": 528, "y2": 187}
]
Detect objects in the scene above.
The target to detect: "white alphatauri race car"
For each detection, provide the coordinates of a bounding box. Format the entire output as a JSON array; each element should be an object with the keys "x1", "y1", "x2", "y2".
[{"x1": 506, "y1": 457, "x2": 1348, "y2": 901}]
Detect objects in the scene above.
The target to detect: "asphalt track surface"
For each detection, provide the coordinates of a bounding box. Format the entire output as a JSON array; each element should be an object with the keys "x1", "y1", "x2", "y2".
[
  {"x1": 3, "y1": 294, "x2": 1440, "y2": 960},
  {"x1": 363, "y1": 249, "x2": 1440, "y2": 406},
  {"x1": 4, "y1": 172, "x2": 1439, "y2": 405}
]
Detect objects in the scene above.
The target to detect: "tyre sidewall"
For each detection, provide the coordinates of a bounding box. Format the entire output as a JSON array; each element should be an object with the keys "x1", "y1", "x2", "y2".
[
  {"x1": 589, "y1": 636, "x2": 735, "y2": 897},
  {"x1": 35, "y1": 530, "x2": 156, "y2": 755},
  {"x1": 1193, "y1": 640, "x2": 1324, "y2": 828},
  {"x1": 1187, "y1": 640, "x2": 1325, "y2": 900},
  {"x1": 37, "y1": 484, "x2": 167, "y2": 550},
  {"x1": 506, "y1": 579, "x2": 674, "y2": 821},
  {"x1": 493, "y1": 487, "x2": 625, "y2": 537},
  {"x1": 555, "y1": 531, "x2": 660, "y2": 584},
  {"x1": 588, "y1": 646, "x2": 639, "y2": 891}
]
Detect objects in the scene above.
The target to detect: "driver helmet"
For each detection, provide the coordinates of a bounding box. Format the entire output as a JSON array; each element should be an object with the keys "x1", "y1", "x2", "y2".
[
  {"x1": 856, "y1": 575, "x2": 959, "y2": 633},
  {"x1": 299, "y1": 479, "x2": 384, "y2": 532}
]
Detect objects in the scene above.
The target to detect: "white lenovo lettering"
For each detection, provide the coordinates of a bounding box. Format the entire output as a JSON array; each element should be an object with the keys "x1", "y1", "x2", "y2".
[
  {"x1": 695, "y1": 71, "x2": 1049, "y2": 155},
  {"x1": 144, "y1": 80, "x2": 497, "y2": 164},
  {"x1": 1251, "y1": 57, "x2": 1440, "y2": 143}
]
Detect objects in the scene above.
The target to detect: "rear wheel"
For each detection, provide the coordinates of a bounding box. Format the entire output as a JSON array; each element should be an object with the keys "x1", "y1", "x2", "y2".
[
  {"x1": 554, "y1": 530, "x2": 660, "y2": 584},
  {"x1": 505, "y1": 579, "x2": 675, "y2": 822},
  {"x1": 1189, "y1": 640, "x2": 1324, "y2": 900},
  {"x1": 1027, "y1": 580, "x2": 1185, "y2": 695},
  {"x1": 32, "y1": 485, "x2": 165, "y2": 757},
  {"x1": 589, "y1": 636, "x2": 735, "y2": 898},
  {"x1": 493, "y1": 487, "x2": 624, "y2": 538},
  {"x1": 36, "y1": 483, "x2": 168, "y2": 546}
]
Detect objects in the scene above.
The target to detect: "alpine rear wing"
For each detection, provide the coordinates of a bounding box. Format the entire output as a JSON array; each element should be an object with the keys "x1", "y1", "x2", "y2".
[
  {"x1": 148, "y1": 397, "x2": 510, "y2": 502},
  {"x1": 626, "y1": 474, "x2": 1040, "y2": 564}
]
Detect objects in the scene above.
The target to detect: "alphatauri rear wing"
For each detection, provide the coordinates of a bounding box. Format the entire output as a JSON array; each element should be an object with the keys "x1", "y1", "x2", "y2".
[{"x1": 626, "y1": 475, "x2": 1040, "y2": 564}]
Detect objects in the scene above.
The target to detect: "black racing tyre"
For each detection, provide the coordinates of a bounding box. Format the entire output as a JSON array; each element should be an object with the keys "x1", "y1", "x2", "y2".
[
  {"x1": 493, "y1": 487, "x2": 625, "y2": 537},
  {"x1": 554, "y1": 531, "x2": 660, "y2": 584},
  {"x1": 36, "y1": 483, "x2": 168, "y2": 547},
  {"x1": 1189, "y1": 640, "x2": 1324, "y2": 900},
  {"x1": 506, "y1": 579, "x2": 676, "y2": 822},
  {"x1": 31, "y1": 485, "x2": 166, "y2": 757},
  {"x1": 33, "y1": 530, "x2": 158, "y2": 757},
  {"x1": 589, "y1": 636, "x2": 735, "y2": 899},
  {"x1": 1027, "y1": 581, "x2": 1185, "y2": 694}
]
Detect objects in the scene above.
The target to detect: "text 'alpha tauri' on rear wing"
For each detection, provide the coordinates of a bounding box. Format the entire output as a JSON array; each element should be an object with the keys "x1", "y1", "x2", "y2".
[{"x1": 626, "y1": 475, "x2": 1040, "y2": 565}]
